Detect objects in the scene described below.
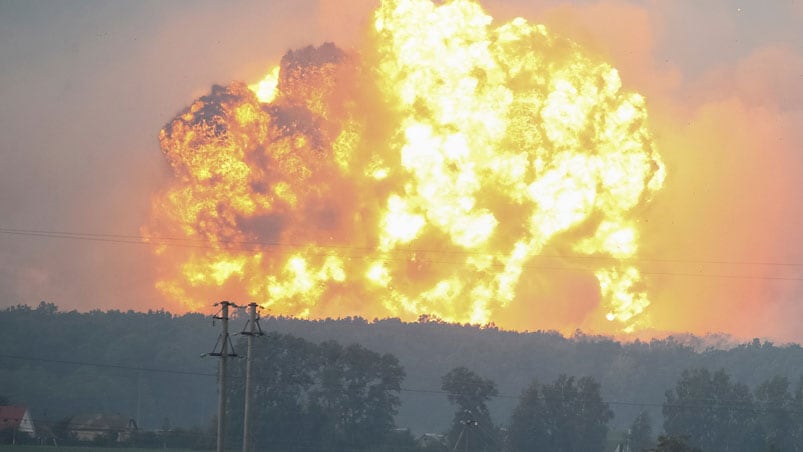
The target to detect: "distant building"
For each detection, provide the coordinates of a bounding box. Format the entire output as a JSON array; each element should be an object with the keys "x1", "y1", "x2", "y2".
[
  {"x1": 417, "y1": 432, "x2": 448, "y2": 450},
  {"x1": 613, "y1": 443, "x2": 631, "y2": 452},
  {"x1": 66, "y1": 413, "x2": 137, "y2": 442},
  {"x1": 0, "y1": 406, "x2": 36, "y2": 438}
]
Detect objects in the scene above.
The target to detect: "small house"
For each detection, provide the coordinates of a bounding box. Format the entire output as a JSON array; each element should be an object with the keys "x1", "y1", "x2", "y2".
[
  {"x1": 66, "y1": 413, "x2": 137, "y2": 442},
  {"x1": 0, "y1": 406, "x2": 36, "y2": 438}
]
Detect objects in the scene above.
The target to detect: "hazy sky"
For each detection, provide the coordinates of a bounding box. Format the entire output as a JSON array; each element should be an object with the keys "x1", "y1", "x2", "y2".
[{"x1": 2, "y1": 0, "x2": 803, "y2": 341}]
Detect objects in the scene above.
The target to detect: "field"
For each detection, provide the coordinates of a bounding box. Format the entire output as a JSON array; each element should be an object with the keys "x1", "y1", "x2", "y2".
[{"x1": 0, "y1": 447, "x2": 201, "y2": 452}]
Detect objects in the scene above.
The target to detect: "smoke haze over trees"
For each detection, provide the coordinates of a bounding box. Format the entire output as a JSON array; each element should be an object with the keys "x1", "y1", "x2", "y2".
[
  {"x1": 6, "y1": 304, "x2": 803, "y2": 450},
  {"x1": 226, "y1": 334, "x2": 405, "y2": 450}
]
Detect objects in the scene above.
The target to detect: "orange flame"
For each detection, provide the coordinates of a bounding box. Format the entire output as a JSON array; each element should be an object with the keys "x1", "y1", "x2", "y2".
[{"x1": 145, "y1": 0, "x2": 665, "y2": 334}]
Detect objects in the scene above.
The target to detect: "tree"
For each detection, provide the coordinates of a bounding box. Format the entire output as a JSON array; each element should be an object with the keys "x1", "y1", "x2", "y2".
[
  {"x1": 755, "y1": 375, "x2": 795, "y2": 452},
  {"x1": 311, "y1": 341, "x2": 405, "y2": 448},
  {"x1": 650, "y1": 435, "x2": 701, "y2": 452},
  {"x1": 507, "y1": 375, "x2": 612, "y2": 452},
  {"x1": 507, "y1": 380, "x2": 547, "y2": 451},
  {"x1": 663, "y1": 368, "x2": 762, "y2": 452},
  {"x1": 227, "y1": 332, "x2": 319, "y2": 449},
  {"x1": 572, "y1": 376, "x2": 613, "y2": 450},
  {"x1": 628, "y1": 410, "x2": 654, "y2": 452},
  {"x1": 441, "y1": 367, "x2": 498, "y2": 452},
  {"x1": 227, "y1": 333, "x2": 405, "y2": 451},
  {"x1": 791, "y1": 376, "x2": 803, "y2": 448}
]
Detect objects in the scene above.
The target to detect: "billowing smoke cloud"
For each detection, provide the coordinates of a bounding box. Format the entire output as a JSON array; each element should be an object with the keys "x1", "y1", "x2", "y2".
[
  {"x1": 520, "y1": 0, "x2": 803, "y2": 340},
  {"x1": 4, "y1": 0, "x2": 802, "y2": 342},
  {"x1": 146, "y1": 0, "x2": 665, "y2": 335}
]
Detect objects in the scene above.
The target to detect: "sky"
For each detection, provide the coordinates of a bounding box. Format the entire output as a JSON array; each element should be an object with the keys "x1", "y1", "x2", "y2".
[{"x1": 1, "y1": 0, "x2": 803, "y2": 342}]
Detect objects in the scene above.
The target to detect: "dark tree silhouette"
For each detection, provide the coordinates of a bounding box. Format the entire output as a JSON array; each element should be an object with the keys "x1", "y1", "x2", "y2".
[
  {"x1": 650, "y1": 435, "x2": 701, "y2": 452},
  {"x1": 227, "y1": 333, "x2": 405, "y2": 451},
  {"x1": 628, "y1": 410, "x2": 654, "y2": 452},
  {"x1": 755, "y1": 375, "x2": 795, "y2": 451},
  {"x1": 441, "y1": 366, "x2": 498, "y2": 452},
  {"x1": 508, "y1": 375, "x2": 612, "y2": 452},
  {"x1": 664, "y1": 368, "x2": 762, "y2": 452}
]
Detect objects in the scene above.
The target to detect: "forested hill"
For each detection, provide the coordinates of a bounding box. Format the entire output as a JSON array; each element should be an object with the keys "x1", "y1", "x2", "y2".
[
  {"x1": 262, "y1": 315, "x2": 803, "y2": 434},
  {"x1": 2, "y1": 303, "x2": 803, "y2": 435},
  {"x1": 0, "y1": 303, "x2": 217, "y2": 429}
]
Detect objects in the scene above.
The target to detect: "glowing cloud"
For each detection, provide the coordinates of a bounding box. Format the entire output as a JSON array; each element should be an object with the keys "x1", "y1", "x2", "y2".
[{"x1": 145, "y1": 0, "x2": 665, "y2": 333}]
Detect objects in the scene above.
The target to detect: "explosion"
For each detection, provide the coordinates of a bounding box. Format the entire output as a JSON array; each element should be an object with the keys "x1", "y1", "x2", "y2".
[{"x1": 145, "y1": 0, "x2": 665, "y2": 334}]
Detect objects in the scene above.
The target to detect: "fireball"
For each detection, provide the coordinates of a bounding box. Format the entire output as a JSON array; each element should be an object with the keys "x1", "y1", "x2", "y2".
[{"x1": 145, "y1": 0, "x2": 665, "y2": 334}]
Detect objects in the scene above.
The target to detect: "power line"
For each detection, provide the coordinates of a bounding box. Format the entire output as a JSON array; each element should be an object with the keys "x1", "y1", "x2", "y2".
[
  {"x1": 2, "y1": 226, "x2": 802, "y2": 282},
  {"x1": 0, "y1": 353, "x2": 217, "y2": 378},
  {"x1": 4, "y1": 352, "x2": 803, "y2": 415},
  {"x1": 2, "y1": 226, "x2": 802, "y2": 267}
]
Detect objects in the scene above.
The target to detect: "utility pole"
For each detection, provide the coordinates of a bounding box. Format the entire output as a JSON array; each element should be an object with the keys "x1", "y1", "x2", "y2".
[
  {"x1": 453, "y1": 410, "x2": 477, "y2": 452},
  {"x1": 241, "y1": 303, "x2": 264, "y2": 452},
  {"x1": 136, "y1": 371, "x2": 142, "y2": 428},
  {"x1": 209, "y1": 301, "x2": 237, "y2": 452}
]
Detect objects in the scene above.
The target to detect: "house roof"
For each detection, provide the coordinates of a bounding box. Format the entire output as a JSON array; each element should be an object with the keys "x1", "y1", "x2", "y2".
[{"x1": 0, "y1": 406, "x2": 28, "y2": 430}]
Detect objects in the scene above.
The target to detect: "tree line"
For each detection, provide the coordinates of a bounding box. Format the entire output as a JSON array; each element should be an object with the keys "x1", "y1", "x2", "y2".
[
  {"x1": 220, "y1": 333, "x2": 618, "y2": 452},
  {"x1": 224, "y1": 333, "x2": 406, "y2": 451},
  {"x1": 223, "y1": 335, "x2": 803, "y2": 451},
  {"x1": 659, "y1": 368, "x2": 803, "y2": 452},
  {"x1": 7, "y1": 304, "x2": 803, "y2": 451}
]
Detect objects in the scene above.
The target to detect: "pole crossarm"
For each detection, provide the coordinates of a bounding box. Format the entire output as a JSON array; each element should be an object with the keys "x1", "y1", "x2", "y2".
[
  {"x1": 208, "y1": 300, "x2": 237, "y2": 452},
  {"x1": 242, "y1": 302, "x2": 264, "y2": 452}
]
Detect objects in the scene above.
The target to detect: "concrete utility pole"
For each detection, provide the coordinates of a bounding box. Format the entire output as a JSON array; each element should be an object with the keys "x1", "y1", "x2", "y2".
[
  {"x1": 241, "y1": 302, "x2": 264, "y2": 452},
  {"x1": 210, "y1": 301, "x2": 238, "y2": 452},
  {"x1": 453, "y1": 410, "x2": 477, "y2": 452}
]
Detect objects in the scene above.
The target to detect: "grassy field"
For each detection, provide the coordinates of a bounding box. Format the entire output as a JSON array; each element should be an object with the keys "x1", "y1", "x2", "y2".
[{"x1": 0, "y1": 447, "x2": 201, "y2": 452}]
